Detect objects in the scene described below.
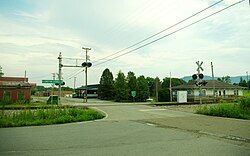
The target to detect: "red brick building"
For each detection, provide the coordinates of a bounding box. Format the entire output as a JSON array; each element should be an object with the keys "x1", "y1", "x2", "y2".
[{"x1": 0, "y1": 77, "x2": 35, "y2": 102}]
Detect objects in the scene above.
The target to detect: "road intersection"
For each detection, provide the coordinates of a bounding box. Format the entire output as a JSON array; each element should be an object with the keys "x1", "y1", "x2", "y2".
[{"x1": 0, "y1": 98, "x2": 249, "y2": 155}]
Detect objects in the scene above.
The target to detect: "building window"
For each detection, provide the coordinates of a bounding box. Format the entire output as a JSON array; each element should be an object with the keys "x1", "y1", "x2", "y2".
[
  {"x1": 234, "y1": 90, "x2": 238, "y2": 96},
  {"x1": 3, "y1": 91, "x2": 11, "y2": 101},
  {"x1": 201, "y1": 90, "x2": 206, "y2": 96},
  {"x1": 187, "y1": 90, "x2": 193, "y2": 95},
  {"x1": 223, "y1": 90, "x2": 226, "y2": 96},
  {"x1": 219, "y1": 91, "x2": 221, "y2": 96},
  {"x1": 18, "y1": 91, "x2": 25, "y2": 100}
]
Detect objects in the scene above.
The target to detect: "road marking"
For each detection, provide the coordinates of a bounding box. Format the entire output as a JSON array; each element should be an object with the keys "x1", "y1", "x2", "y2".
[
  {"x1": 146, "y1": 123, "x2": 155, "y2": 126},
  {"x1": 139, "y1": 109, "x2": 166, "y2": 112}
]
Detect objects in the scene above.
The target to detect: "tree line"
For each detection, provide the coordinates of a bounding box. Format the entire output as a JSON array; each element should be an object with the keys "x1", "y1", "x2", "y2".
[
  {"x1": 217, "y1": 75, "x2": 250, "y2": 89},
  {"x1": 97, "y1": 68, "x2": 186, "y2": 102}
]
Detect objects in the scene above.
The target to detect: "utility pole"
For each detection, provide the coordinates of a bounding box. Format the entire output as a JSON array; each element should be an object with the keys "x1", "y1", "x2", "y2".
[
  {"x1": 58, "y1": 52, "x2": 62, "y2": 104},
  {"x1": 155, "y1": 77, "x2": 158, "y2": 102},
  {"x1": 82, "y1": 47, "x2": 91, "y2": 103},
  {"x1": 211, "y1": 62, "x2": 215, "y2": 102},
  {"x1": 169, "y1": 72, "x2": 172, "y2": 102},
  {"x1": 73, "y1": 77, "x2": 76, "y2": 93},
  {"x1": 52, "y1": 73, "x2": 56, "y2": 96},
  {"x1": 24, "y1": 70, "x2": 27, "y2": 82},
  {"x1": 196, "y1": 61, "x2": 204, "y2": 104},
  {"x1": 247, "y1": 71, "x2": 249, "y2": 90}
]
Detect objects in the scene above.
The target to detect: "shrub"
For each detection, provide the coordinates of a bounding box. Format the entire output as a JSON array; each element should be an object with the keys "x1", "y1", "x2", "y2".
[
  {"x1": 239, "y1": 97, "x2": 250, "y2": 109},
  {"x1": 196, "y1": 103, "x2": 250, "y2": 120},
  {"x1": 0, "y1": 108, "x2": 104, "y2": 128}
]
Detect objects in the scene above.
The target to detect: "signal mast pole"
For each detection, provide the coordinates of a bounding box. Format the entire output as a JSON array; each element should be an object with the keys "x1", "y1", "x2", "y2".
[{"x1": 82, "y1": 47, "x2": 91, "y2": 103}]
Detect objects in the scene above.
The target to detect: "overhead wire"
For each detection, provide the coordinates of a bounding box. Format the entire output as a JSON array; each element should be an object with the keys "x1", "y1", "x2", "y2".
[
  {"x1": 92, "y1": 0, "x2": 224, "y2": 63},
  {"x1": 93, "y1": 0, "x2": 245, "y2": 67}
]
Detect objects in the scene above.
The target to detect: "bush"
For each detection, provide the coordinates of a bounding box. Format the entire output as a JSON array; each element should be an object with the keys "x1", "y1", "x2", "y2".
[
  {"x1": 239, "y1": 97, "x2": 250, "y2": 109},
  {"x1": 0, "y1": 108, "x2": 104, "y2": 128},
  {"x1": 196, "y1": 103, "x2": 250, "y2": 120}
]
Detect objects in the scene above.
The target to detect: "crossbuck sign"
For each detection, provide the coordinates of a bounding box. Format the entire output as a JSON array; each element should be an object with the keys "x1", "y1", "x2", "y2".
[{"x1": 196, "y1": 61, "x2": 204, "y2": 73}]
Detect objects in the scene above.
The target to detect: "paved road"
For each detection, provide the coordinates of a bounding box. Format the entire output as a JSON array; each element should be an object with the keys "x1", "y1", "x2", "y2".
[{"x1": 0, "y1": 98, "x2": 249, "y2": 156}]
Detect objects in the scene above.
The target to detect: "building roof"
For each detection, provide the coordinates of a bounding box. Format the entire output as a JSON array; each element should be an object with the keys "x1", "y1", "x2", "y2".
[
  {"x1": 76, "y1": 84, "x2": 98, "y2": 90},
  {"x1": 172, "y1": 80, "x2": 244, "y2": 90},
  {"x1": 0, "y1": 76, "x2": 32, "y2": 88}
]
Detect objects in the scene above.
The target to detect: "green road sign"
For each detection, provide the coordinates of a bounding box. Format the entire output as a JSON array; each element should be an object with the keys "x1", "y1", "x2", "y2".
[
  {"x1": 131, "y1": 91, "x2": 136, "y2": 97},
  {"x1": 42, "y1": 80, "x2": 63, "y2": 84}
]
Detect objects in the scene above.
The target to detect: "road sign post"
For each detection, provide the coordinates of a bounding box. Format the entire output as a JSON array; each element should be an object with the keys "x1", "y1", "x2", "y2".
[
  {"x1": 131, "y1": 91, "x2": 136, "y2": 102},
  {"x1": 42, "y1": 80, "x2": 63, "y2": 84}
]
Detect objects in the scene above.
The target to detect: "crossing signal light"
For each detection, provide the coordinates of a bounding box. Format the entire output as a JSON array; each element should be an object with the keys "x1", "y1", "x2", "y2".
[
  {"x1": 192, "y1": 74, "x2": 197, "y2": 80},
  {"x1": 82, "y1": 62, "x2": 92, "y2": 67},
  {"x1": 55, "y1": 81, "x2": 65, "y2": 86},
  {"x1": 198, "y1": 73, "x2": 204, "y2": 79}
]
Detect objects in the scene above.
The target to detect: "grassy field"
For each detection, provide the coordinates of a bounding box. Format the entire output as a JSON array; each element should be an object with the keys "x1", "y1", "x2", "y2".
[
  {"x1": 243, "y1": 90, "x2": 250, "y2": 97},
  {"x1": 0, "y1": 108, "x2": 104, "y2": 128},
  {"x1": 196, "y1": 97, "x2": 250, "y2": 120}
]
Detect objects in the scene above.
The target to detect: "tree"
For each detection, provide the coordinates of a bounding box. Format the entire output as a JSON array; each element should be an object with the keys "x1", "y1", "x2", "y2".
[
  {"x1": 98, "y1": 68, "x2": 114, "y2": 100},
  {"x1": 159, "y1": 77, "x2": 186, "y2": 102},
  {"x1": 127, "y1": 71, "x2": 138, "y2": 101},
  {"x1": 114, "y1": 71, "x2": 129, "y2": 102},
  {"x1": 137, "y1": 76, "x2": 149, "y2": 102},
  {"x1": 146, "y1": 77, "x2": 155, "y2": 97},
  {"x1": 239, "y1": 77, "x2": 247, "y2": 87},
  {"x1": 218, "y1": 76, "x2": 231, "y2": 84}
]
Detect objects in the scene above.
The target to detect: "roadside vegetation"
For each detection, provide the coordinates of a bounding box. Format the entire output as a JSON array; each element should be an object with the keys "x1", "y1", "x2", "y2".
[
  {"x1": 0, "y1": 107, "x2": 104, "y2": 128},
  {"x1": 196, "y1": 97, "x2": 250, "y2": 120},
  {"x1": 98, "y1": 68, "x2": 185, "y2": 102}
]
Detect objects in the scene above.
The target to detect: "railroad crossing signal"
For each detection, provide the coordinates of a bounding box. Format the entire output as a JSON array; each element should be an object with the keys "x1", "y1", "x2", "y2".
[{"x1": 196, "y1": 61, "x2": 204, "y2": 72}]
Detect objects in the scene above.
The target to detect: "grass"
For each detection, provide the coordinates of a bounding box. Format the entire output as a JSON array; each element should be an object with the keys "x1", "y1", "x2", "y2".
[
  {"x1": 0, "y1": 108, "x2": 104, "y2": 128},
  {"x1": 243, "y1": 90, "x2": 250, "y2": 97},
  {"x1": 196, "y1": 97, "x2": 250, "y2": 120}
]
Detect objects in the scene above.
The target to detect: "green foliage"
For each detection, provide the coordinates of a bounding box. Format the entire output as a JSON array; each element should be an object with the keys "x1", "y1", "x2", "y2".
[
  {"x1": 0, "y1": 108, "x2": 104, "y2": 128},
  {"x1": 217, "y1": 76, "x2": 231, "y2": 84},
  {"x1": 159, "y1": 77, "x2": 186, "y2": 102},
  {"x1": 196, "y1": 103, "x2": 250, "y2": 120},
  {"x1": 114, "y1": 71, "x2": 129, "y2": 102},
  {"x1": 146, "y1": 77, "x2": 156, "y2": 97},
  {"x1": 98, "y1": 68, "x2": 115, "y2": 100},
  {"x1": 127, "y1": 71, "x2": 138, "y2": 100},
  {"x1": 239, "y1": 77, "x2": 248, "y2": 87},
  {"x1": 239, "y1": 97, "x2": 250, "y2": 109},
  {"x1": 158, "y1": 89, "x2": 170, "y2": 102},
  {"x1": 137, "y1": 76, "x2": 150, "y2": 102}
]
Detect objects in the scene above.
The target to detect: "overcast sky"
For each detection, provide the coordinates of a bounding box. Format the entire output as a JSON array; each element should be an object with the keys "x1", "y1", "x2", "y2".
[{"x1": 0, "y1": 0, "x2": 249, "y2": 87}]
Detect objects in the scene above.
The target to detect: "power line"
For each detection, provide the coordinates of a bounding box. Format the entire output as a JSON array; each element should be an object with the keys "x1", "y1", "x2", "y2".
[
  {"x1": 93, "y1": 0, "x2": 245, "y2": 67},
  {"x1": 92, "y1": 0, "x2": 224, "y2": 64},
  {"x1": 67, "y1": 69, "x2": 84, "y2": 79}
]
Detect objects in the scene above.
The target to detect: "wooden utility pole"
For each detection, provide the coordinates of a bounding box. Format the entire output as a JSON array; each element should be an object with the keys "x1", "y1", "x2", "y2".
[
  {"x1": 73, "y1": 77, "x2": 76, "y2": 93},
  {"x1": 58, "y1": 52, "x2": 62, "y2": 104},
  {"x1": 211, "y1": 62, "x2": 215, "y2": 102},
  {"x1": 82, "y1": 47, "x2": 91, "y2": 103},
  {"x1": 169, "y1": 72, "x2": 172, "y2": 102},
  {"x1": 155, "y1": 78, "x2": 158, "y2": 102}
]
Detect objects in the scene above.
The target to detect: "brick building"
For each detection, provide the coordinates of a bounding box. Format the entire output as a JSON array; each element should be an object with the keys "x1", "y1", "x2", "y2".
[{"x1": 0, "y1": 77, "x2": 35, "y2": 102}]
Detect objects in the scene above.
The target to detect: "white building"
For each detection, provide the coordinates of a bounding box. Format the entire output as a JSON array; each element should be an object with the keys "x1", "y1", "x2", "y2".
[{"x1": 172, "y1": 80, "x2": 244, "y2": 102}]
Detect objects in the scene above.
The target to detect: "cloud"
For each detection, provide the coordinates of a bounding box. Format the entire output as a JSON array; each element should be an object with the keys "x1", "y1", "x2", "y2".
[{"x1": 0, "y1": 0, "x2": 249, "y2": 87}]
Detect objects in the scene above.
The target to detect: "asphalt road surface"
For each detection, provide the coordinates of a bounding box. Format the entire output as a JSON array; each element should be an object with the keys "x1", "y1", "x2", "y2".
[{"x1": 0, "y1": 98, "x2": 249, "y2": 156}]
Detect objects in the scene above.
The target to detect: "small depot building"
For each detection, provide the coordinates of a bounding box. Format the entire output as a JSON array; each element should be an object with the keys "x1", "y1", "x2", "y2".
[
  {"x1": 75, "y1": 84, "x2": 98, "y2": 98},
  {"x1": 0, "y1": 77, "x2": 35, "y2": 102}
]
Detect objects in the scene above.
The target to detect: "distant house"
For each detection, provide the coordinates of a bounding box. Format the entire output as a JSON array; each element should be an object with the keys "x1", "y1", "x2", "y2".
[
  {"x1": 172, "y1": 80, "x2": 244, "y2": 102},
  {"x1": 75, "y1": 84, "x2": 98, "y2": 98},
  {"x1": 0, "y1": 77, "x2": 36, "y2": 102}
]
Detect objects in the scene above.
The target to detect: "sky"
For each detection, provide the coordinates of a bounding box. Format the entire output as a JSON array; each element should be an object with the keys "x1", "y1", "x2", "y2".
[{"x1": 0, "y1": 0, "x2": 249, "y2": 88}]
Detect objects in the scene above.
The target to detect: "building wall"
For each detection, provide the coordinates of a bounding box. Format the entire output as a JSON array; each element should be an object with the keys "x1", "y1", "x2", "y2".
[
  {"x1": 193, "y1": 89, "x2": 243, "y2": 97},
  {"x1": 0, "y1": 88, "x2": 31, "y2": 102}
]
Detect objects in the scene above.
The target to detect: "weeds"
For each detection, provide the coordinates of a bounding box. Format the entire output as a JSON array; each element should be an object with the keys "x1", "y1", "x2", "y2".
[
  {"x1": 0, "y1": 108, "x2": 104, "y2": 128},
  {"x1": 196, "y1": 97, "x2": 250, "y2": 120}
]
